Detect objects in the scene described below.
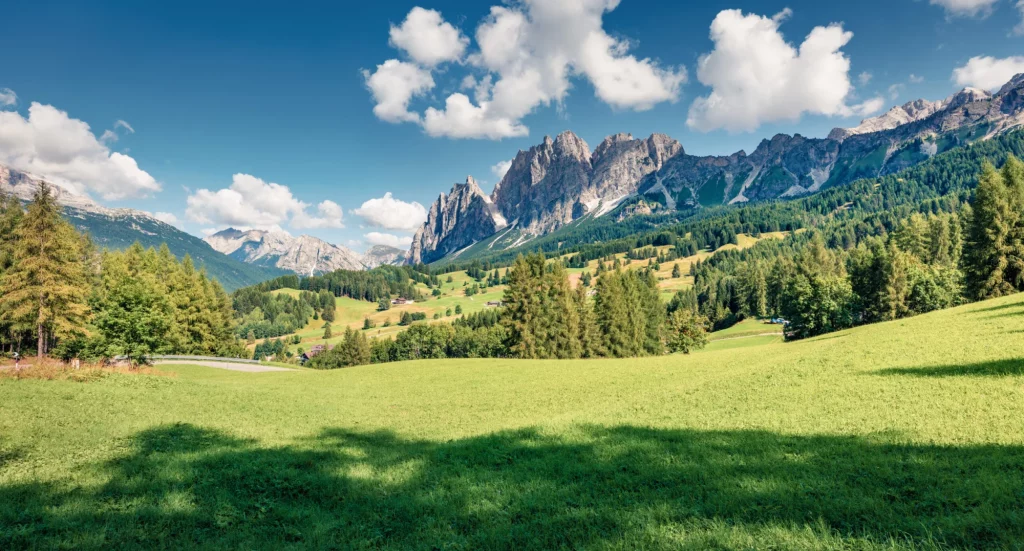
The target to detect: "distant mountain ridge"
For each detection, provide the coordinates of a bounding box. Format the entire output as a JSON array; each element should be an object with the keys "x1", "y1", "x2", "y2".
[
  {"x1": 205, "y1": 228, "x2": 406, "y2": 275},
  {"x1": 408, "y1": 74, "x2": 1024, "y2": 265},
  {"x1": 0, "y1": 164, "x2": 286, "y2": 291}
]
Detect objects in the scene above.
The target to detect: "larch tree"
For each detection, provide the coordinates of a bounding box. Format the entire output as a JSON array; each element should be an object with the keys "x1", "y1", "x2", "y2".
[{"x1": 0, "y1": 183, "x2": 90, "y2": 358}]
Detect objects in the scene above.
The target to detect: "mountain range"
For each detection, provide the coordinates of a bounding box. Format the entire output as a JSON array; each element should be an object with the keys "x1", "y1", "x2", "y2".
[
  {"x1": 0, "y1": 164, "x2": 291, "y2": 291},
  {"x1": 204, "y1": 228, "x2": 406, "y2": 275},
  {"x1": 0, "y1": 164, "x2": 405, "y2": 290},
  {"x1": 408, "y1": 74, "x2": 1024, "y2": 265}
]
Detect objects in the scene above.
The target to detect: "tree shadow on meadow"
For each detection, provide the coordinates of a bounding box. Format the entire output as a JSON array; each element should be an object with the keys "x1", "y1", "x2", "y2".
[
  {"x1": 876, "y1": 358, "x2": 1024, "y2": 378},
  {"x1": 2, "y1": 423, "x2": 1023, "y2": 550}
]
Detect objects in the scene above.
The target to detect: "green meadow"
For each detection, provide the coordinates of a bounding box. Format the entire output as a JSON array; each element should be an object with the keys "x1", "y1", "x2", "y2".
[{"x1": 3, "y1": 294, "x2": 1024, "y2": 549}]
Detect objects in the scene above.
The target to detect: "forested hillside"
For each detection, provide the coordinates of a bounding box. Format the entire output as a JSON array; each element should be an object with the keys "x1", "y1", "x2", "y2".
[{"x1": 69, "y1": 208, "x2": 287, "y2": 292}]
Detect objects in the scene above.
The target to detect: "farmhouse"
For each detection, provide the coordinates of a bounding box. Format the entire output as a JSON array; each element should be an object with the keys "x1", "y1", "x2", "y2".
[
  {"x1": 486, "y1": 300, "x2": 504, "y2": 307},
  {"x1": 301, "y1": 344, "x2": 334, "y2": 363}
]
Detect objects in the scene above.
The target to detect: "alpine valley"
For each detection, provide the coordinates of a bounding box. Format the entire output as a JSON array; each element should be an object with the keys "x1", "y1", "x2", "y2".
[{"x1": 407, "y1": 75, "x2": 1024, "y2": 265}]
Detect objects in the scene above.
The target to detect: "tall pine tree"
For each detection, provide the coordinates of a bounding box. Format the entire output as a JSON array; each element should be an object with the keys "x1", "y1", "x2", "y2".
[{"x1": 0, "y1": 183, "x2": 90, "y2": 357}]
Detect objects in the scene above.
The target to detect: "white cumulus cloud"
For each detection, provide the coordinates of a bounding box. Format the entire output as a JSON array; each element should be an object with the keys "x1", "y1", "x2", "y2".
[
  {"x1": 362, "y1": 59, "x2": 435, "y2": 124},
  {"x1": 952, "y1": 55, "x2": 1024, "y2": 91},
  {"x1": 929, "y1": 0, "x2": 1000, "y2": 17},
  {"x1": 185, "y1": 174, "x2": 343, "y2": 231},
  {"x1": 366, "y1": 1, "x2": 685, "y2": 140},
  {"x1": 293, "y1": 200, "x2": 345, "y2": 230},
  {"x1": 352, "y1": 192, "x2": 428, "y2": 232},
  {"x1": 858, "y1": 72, "x2": 873, "y2": 86},
  {"x1": 491, "y1": 159, "x2": 512, "y2": 180},
  {"x1": 365, "y1": 232, "x2": 414, "y2": 249},
  {"x1": 151, "y1": 212, "x2": 179, "y2": 226},
  {"x1": 0, "y1": 88, "x2": 16, "y2": 107},
  {"x1": 851, "y1": 97, "x2": 886, "y2": 117},
  {"x1": 389, "y1": 7, "x2": 469, "y2": 67},
  {"x1": 687, "y1": 9, "x2": 859, "y2": 133},
  {"x1": 0, "y1": 102, "x2": 159, "y2": 199}
]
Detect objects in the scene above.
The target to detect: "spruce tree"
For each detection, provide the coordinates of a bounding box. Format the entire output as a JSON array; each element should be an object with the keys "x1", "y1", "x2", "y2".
[
  {"x1": 964, "y1": 162, "x2": 1014, "y2": 299},
  {"x1": 0, "y1": 183, "x2": 90, "y2": 357}
]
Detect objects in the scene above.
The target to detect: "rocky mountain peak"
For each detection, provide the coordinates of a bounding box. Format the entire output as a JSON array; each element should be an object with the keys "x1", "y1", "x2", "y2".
[
  {"x1": 998, "y1": 73, "x2": 1024, "y2": 96},
  {"x1": 205, "y1": 228, "x2": 364, "y2": 275},
  {"x1": 408, "y1": 178, "x2": 507, "y2": 265},
  {"x1": 945, "y1": 87, "x2": 992, "y2": 110}
]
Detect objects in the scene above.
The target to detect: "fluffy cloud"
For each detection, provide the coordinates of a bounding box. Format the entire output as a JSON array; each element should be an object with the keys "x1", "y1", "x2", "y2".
[
  {"x1": 687, "y1": 9, "x2": 859, "y2": 133},
  {"x1": 851, "y1": 97, "x2": 886, "y2": 117},
  {"x1": 389, "y1": 7, "x2": 468, "y2": 66},
  {"x1": 151, "y1": 212, "x2": 179, "y2": 226},
  {"x1": 185, "y1": 174, "x2": 343, "y2": 231},
  {"x1": 909, "y1": 74, "x2": 925, "y2": 84},
  {"x1": 858, "y1": 72, "x2": 873, "y2": 86},
  {"x1": 491, "y1": 159, "x2": 512, "y2": 180},
  {"x1": 293, "y1": 200, "x2": 345, "y2": 230},
  {"x1": 352, "y1": 192, "x2": 428, "y2": 231},
  {"x1": 362, "y1": 60, "x2": 435, "y2": 124},
  {"x1": 365, "y1": 1, "x2": 685, "y2": 140},
  {"x1": 952, "y1": 55, "x2": 1024, "y2": 91},
  {"x1": 0, "y1": 102, "x2": 159, "y2": 199},
  {"x1": 929, "y1": 0, "x2": 1000, "y2": 16},
  {"x1": 0, "y1": 88, "x2": 16, "y2": 107},
  {"x1": 365, "y1": 231, "x2": 414, "y2": 248}
]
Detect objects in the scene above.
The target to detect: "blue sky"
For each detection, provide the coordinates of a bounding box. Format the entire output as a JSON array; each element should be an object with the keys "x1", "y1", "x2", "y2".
[{"x1": 1, "y1": 0, "x2": 1022, "y2": 251}]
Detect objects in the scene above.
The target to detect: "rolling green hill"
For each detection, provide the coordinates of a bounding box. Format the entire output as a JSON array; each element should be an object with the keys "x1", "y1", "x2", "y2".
[{"x1": 3, "y1": 292, "x2": 1024, "y2": 549}]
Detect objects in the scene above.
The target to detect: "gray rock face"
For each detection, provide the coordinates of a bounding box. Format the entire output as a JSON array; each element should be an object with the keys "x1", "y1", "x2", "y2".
[
  {"x1": 205, "y1": 228, "x2": 365, "y2": 275},
  {"x1": 408, "y1": 176, "x2": 506, "y2": 265},
  {"x1": 407, "y1": 73, "x2": 1024, "y2": 264},
  {"x1": 493, "y1": 131, "x2": 593, "y2": 235},
  {"x1": 361, "y1": 245, "x2": 407, "y2": 269}
]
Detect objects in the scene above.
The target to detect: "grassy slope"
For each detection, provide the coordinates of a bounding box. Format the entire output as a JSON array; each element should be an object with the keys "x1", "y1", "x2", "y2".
[
  {"x1": 263, "y1": 271, "x2": 509, "y2": 354},
  {"x1": 3, "y1": 294, "x2": 1024, "y2": 549}
]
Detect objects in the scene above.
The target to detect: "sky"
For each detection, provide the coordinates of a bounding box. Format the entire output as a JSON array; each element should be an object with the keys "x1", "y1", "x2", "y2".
[{"x1": 1, "y1": 0, "x2": 1023, "y2": 252}]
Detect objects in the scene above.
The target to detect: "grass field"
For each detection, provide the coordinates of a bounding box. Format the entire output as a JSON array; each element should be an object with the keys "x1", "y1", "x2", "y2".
[{"x1": 8, "y1": 294, "x2": 1024, "y2": 549}]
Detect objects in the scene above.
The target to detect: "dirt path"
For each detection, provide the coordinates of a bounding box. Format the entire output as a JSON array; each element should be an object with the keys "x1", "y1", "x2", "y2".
[
  {"x1": 711, "y1": 332, "x2": 784, "y2": 343},
  {"x1": 154, "y1": 360, "x2": 293, "y2": 373}
]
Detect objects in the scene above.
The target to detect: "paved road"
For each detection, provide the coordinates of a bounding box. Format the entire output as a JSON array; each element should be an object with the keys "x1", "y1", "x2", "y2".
[{"x1": 154, "y1": 360, "x2": 292, "y2": 373}]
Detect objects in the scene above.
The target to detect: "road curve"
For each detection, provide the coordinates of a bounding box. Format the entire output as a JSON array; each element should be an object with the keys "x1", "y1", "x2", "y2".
[{"x1": 154, "y1": 360, "x2": 293, "y2": 373}]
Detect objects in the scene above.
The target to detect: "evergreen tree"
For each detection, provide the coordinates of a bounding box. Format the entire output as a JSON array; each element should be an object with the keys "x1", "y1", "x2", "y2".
[
  {"x1": 964, "y1": 162, "x2": 1015, "y2": 299},
  {"x1": 573, "y1": 284, "x2": 599, "y2": 358},
  {"x1": 593, "y1": 270, "x2": 632, "y2": 357},
  {"x1": 672, "y1": 263, "x2": 682, "y2": 278},
  {"x1": 323, "y1": 322, "x2": 332, "y2": 339},
  {"x1": 0, "y1": 183, "x2": 90, "y2": 357}
]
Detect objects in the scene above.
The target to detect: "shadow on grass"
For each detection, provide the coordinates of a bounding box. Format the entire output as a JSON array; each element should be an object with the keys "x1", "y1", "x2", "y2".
[
  {"x1": 876, "y1": 358, "x2": 1024, "y2": 378},
  {"x1": 969, "y1": 300, "x2": 1024, "y2": 314},
  {"x1": 3, "y1": 423, "x2": 1024, "y2": 549}
]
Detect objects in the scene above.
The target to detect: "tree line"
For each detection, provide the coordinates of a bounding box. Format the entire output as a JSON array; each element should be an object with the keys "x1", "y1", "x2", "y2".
[
  {"x1": 305, "y1": 252, "x2": 710, "y2": 369},
  {"x1": 0, "y1": 183, "x2": 242, "y2": 363}
]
